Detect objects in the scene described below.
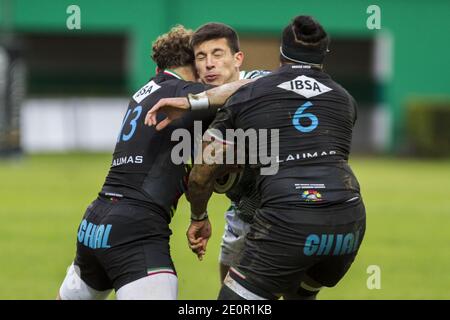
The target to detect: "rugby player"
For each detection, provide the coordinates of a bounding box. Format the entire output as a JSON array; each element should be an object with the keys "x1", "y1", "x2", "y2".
[
  {"x1": 57, "y1": 25, "x2": 250, "y2": 300},
  {"x1": 189, "y1": 23, "x2": 268, "y2": 283},
  {"x1": 149, "y1": 15, "x2": 366, "y2": 300}
]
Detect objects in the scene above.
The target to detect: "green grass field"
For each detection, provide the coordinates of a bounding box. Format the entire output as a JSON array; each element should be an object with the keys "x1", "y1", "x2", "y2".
[{"x1": 0, "y1": 153, "x2": 449, "y2": 299}]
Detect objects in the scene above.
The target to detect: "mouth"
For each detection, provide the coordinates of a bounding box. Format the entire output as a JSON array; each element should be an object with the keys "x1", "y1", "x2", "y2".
[{"x1": 204, "y1": 74, "x2": 219, "y2": 82}]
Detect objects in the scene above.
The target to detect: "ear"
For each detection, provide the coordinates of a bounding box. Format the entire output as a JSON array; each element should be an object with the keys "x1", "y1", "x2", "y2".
[
  {"x1": 156, "y1": 67, "x2": 162, "y2": 73},
  {"x1": 233, "y1": 51, "x2": 244, "y2": 69}
]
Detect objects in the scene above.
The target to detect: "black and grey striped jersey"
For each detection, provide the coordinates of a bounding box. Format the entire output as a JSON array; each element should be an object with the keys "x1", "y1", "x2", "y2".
[{"x1": 210, "y1": 64, "x2": 361, "y2": 213}]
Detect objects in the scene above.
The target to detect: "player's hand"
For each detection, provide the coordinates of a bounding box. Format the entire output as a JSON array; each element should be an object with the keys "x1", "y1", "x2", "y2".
[
  {"x1": 144, "y1": 97, "x2": 190, "y2": 131},
  {"x1": 186, "y1": 219, "x2": 212, "y2": 261}
]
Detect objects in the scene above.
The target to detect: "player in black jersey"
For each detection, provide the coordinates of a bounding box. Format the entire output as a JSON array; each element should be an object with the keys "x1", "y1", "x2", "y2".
[
  {"x1": 57, "y1": 25, "x2": 250, "y2": 300},
  {"x1": 148, "y1": 16, "x2": 366, "y2": 300},
  {"x1": 212, "y1": 16, "x2": 366, "y2": 300}
]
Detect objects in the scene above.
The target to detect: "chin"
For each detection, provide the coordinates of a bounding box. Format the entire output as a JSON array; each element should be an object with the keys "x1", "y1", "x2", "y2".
[
  {"x1": 210, "y1": 80, "x2": 224, "y2": 86},
  {"x1": 203, "y1": 78, "x2": 224, "y2": 86}
]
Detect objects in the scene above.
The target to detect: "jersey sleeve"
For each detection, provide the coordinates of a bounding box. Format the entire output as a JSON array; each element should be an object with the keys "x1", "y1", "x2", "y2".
[
  {"x1": 206, "y1": 83, "x2": 254, "y2": 145},
  {"x1": 240, "y1": 69, "x2": 271, "y2": 80},
  {"x1": 350, "y1": 95, "x2": 358, "y2": 125},
  {"x1": 343, "y1": 90, "x2": 358, "y2": 126},
  {"x1": 176, "y1": 81, "x2": 216, "y2": 128},
  {"x1": 337, "y1": 84, "x2": 358, "y2": 126}
]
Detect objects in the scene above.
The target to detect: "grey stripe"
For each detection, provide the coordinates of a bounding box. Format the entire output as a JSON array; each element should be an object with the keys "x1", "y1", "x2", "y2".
[{"x1": 224, "y1": 275, "x2": 267, "y2": 300}]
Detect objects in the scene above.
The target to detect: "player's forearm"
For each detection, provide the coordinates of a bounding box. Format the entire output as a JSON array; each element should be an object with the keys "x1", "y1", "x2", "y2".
[
  {"x1": 189, "y1": 79, "x2": 253, "y2": 111},
  {"x1": 187, "y1": 165, "x2": 216, "y2": 217},
  {"x1": 208, "y1": 79, "x2": 253, "y2": 108}
]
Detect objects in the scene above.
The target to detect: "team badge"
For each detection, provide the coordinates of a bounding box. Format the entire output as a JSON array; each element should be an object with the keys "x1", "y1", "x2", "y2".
[{"x1": 301, "y1": 189, "x2": 323, "y2": 202}]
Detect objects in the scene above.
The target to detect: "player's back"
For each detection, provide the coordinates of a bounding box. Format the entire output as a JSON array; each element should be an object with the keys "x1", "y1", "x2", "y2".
[
  {"x1": 101, "y1": 71, "x2": 211, "y2": 221},
  {"x1": 220, "y1": 64, "x2": 361, "y2": 213}
]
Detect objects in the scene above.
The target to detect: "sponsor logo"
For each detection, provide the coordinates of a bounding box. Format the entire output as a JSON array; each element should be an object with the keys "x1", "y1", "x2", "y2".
[
  {"x1": 133, "y1": 80, "x2": 161, "y2": 103},
  {"x1": 276, "y1": 150, "x2": 337, "y2": 163},
  {"x1": 111, "y1": 155, "x2": 143, "y2": 167},
  {"x1": 304, "y1": 230, "x2": 362, "y2": 256},
  {"x1": 77, "y1": 219, "x2": 112, "y2": 249},
  {"x1": 277, "y1": 75, "x2": 332, "y2": 98}
]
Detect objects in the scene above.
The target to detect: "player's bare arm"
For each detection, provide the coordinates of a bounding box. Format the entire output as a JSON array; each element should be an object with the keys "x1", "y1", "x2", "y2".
[
  {"x1": 144, "y1": 78, "x2": 253, "y2": 130},
  {"x1": 186, "y1": 140, "x2": 236, "y2": 260}
]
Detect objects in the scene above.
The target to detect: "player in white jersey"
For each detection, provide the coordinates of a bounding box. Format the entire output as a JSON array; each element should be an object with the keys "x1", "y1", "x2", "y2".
[{"x1": 189, "y1": 22, "x2": 269, "y2": 283}]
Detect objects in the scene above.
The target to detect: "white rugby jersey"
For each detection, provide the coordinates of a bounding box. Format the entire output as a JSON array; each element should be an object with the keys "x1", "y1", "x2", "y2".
[{"x1": 239, "y1": 70, "x2": 271, "y2": 80}]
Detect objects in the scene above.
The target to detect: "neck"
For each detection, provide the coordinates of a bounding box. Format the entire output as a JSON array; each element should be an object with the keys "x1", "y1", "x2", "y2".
[
  {"x1": 169, "y1": 66, "x2": 196, "y2": 81},
  {"x1": 231, "y1": 69, "x2": 240, "y2": 82}
]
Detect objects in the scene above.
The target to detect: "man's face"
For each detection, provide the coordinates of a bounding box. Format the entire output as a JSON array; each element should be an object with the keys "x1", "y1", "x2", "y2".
[{"x1": 194, "y1": 38, "x2": 244, "y2": 86}]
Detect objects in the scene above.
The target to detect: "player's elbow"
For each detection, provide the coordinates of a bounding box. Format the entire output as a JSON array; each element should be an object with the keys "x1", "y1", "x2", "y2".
[{"x1": 187, "y1": 175, "x2": 210, "y2": 194}]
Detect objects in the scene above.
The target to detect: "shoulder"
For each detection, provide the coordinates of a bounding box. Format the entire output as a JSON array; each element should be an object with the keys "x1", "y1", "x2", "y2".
[
  {"x1": 225, "y1": 70, "x2": 283, "y2": 109},
  {"x1": 175, "y1": 80, "x2": 206, "y2": 96},
  {"x1": 224, "y1": 81, "x2": 256, "y2": 109}
]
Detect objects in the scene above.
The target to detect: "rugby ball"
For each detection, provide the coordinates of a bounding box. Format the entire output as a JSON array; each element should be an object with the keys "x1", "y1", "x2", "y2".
[{"x1": 213, "y1": 172, "x2": 243, "y2": 194}]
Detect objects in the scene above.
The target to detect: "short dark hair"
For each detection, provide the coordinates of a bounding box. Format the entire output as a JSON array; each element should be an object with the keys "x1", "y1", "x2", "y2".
[
  {"x1": 191, "y1": 22, "x2": 240, "y2": 53},
  {"x1": 151, "y1": 25, "x2": 194, "y2": 69}
]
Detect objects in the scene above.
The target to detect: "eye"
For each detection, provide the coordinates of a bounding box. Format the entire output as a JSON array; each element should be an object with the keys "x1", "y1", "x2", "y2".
[
  {"x1": 213, "y1": 51, "x2": 224, "y2": 58},
  {"x1": 196, "y1": 54, "x2": 206, "y2": 61}
]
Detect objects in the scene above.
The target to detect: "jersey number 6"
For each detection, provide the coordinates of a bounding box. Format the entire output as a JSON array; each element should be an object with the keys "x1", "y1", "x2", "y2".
[{"x1": 292, "y1": 101, "x2": 318, "y2": 133}]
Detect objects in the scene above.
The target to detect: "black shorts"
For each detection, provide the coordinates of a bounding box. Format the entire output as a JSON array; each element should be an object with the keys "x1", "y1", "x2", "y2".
[
  {"x1": 73, "y1": 196, "x2": 176, "y2": 291},
  {"x1": 230, "y1": 200, "x2": 366, "y2": 298}
]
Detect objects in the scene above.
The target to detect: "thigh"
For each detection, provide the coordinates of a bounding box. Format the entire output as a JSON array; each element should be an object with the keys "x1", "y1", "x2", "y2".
[
  {"x1": 305, "y1": 217, "x2": 366, "y2": 288},
  {"x1": 233, "y1": 205, "x2": 366, "y2": 297},
  {"x1": 232, "y1": 212, "x2": 314, "y2": 297},
  {"x1": 219, "y1": 204, "x2": 251, "y2": 266},
  {"x1": 115, "y1": 273, "x2": 177, "y2": 300},
  {"x1": 94, "y1": 203, "x2": 175, "y2": 292},
  {"x1": 74, "y1": 199, "x2": 114, "y2": 291},
  {"x1": 59, "y1": 263, "x2": 112, "y2": 300}
]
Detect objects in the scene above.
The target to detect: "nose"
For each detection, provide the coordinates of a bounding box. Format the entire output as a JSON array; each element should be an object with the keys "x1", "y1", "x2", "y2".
[{"x1": 206, "y1": 55, "x2": 215, "y2": 70}]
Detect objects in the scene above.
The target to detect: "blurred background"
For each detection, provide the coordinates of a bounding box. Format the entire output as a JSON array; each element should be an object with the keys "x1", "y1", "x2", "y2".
[{"x1": 0, "y1": 0, "x2": 449, "y2": 299}]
